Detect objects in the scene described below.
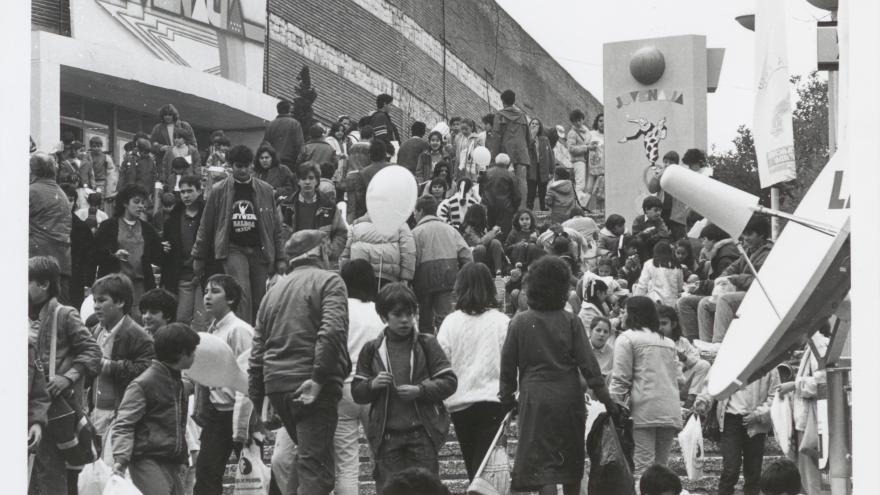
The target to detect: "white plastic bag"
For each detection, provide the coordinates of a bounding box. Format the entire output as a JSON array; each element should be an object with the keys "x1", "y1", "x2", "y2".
[
  {"x1": 677, "y1": 415, "x2": 705, "y2": 481},
  {"x1": 79, "y1": 459, "x2": 112, "y2": 495},
  {"x1": 233, "y1": 443, "x2": 271, "y2": 494},
  {"x1": 102, "y1": 474, "x2": 142, "y2": 495},
  {"x1": 770, "y1": 392, "x2": 793, "y2": 456}
]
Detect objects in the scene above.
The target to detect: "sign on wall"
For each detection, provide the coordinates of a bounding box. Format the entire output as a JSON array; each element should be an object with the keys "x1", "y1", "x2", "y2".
[
  {"x1": 603, "y1": 35, "x2": 710, "y2": 223},
  {"x1": 71, "y1": 0, "x2": 266, "y2": 91}
]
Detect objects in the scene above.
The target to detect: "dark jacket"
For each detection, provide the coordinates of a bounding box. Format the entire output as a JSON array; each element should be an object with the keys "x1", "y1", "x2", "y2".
[
  {"x1": 481, "y1": 165, "x2": 522, "y2": 212},
  {"x1": 528, "y1": 135, "x2": 554, "y2": 183},
  {"x1": 71, "y1": 213, "x2": 95, "y2": 284},
  {"x1": 112, "y1": 360, "x2": 189, "y2": 466},
  {"x1": 693, "y1": 238, "x2": 740, "y2": 295},
  {"x1": 29, "y1": 178, "x2": 72, "y2": 275},
  {"x1": 160, "y1": 197, "x2": 221, "y2": 290},
  {"x1": 397, "y1": 137, "x2": 430, "y2": 175},
  {"x1": 278, "y1": 190, "x2": 348, "y2": 261},
  {"x1": 118, "y1": 152, "x2": 157, "y2": 193},
  {"x1": 150, "y1": 121, "x2": 197, "y2": 156},
  {"x1": 298, "y1": 139, "x2": 337, "y2": 167},
  {"x1": 352, "y1": 330, "x2": 457, "y2": 453},
  {"x1": 721, "y1": 240, "x2": 774, "y2": 291},
  {"x1": 490, "y1": 106, "x2": 530, "y2": 165},
  {"x1": 411, "y1": 215, "x2": 472, "y2": 295},
  {"x1": 545, "y1": 179, "x2": 575, "y2": 224},
  {"x1": 255, "y1": 162, "x2": 296, "y2": 201},
  {"x1": 31, "y1": 299, "x2": 102, "y2": 414},
  {"x1": 264, "y1": 114, "x2": 305, "y2": 166},
  {"x1": 91, "y1": 315, "x2": 156, "y2": 411},
  {"x1": 355, "y1": 161, "x2": 390, "y2": 218},
  {"x1": 192, "y1": 176, "x2": 284, "y2": 265},
  {"x1": 93, "y1": 217, "x2": 164, "y2": 290},
  {"x1": 28, "y1": 344, "x2": 51, "y2": 429},
  {"x1": 249, "y1": 261, "x2": 350, "y2": 396},
  {"x1": 368, "y1": 110, "x2": 401, "y2": 145}
]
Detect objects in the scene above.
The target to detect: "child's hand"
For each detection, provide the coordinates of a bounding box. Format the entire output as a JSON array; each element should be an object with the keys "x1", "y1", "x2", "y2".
[
  {"x1": 491, "y1": 225, "x2": 502, "y2": 236},
  {"x1": 371, "y1": 372, "x2": 393, "y2": 390},
  {"x1": 396, "y1": 385, "x2": 421, "y2": 401}
]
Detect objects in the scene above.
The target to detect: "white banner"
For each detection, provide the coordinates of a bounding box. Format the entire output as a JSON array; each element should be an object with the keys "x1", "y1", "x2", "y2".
[{"x1": 753, "y1": 0, "x2": 797, "y2": 188}]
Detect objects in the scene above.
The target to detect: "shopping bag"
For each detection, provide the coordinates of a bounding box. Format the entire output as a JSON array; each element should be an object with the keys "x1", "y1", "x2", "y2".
[
  {"x1": 233, "y1": 443, "x2": 271, "y2": 494},
  {"x1": 586, "y1": 413, "x2": 636, "y2": 495},
  {"x1": 770, "y1": 392, "x2": 793, "y2": 456},
  {"x1": 79, "y1": 459, "x2": 112, "y2": 495},
  {"x1": 677, "y1": 414, "x2": 705, "y2": 481},
  {"x1": 467, "y1": 413, "x2": 512, "y2": 495},
  {"x1": 102, "y1": 474, "x2": 142, "y2": 495}
]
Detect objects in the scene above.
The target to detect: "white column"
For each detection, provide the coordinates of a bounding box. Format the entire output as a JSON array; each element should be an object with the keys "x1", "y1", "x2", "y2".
[{"x1": 30, "y1": 57, "x2": 60, "y2": 153}]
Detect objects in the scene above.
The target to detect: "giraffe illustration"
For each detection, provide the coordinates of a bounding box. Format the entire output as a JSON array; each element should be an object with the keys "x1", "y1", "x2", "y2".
[{"x1": 618, "y1": 117, "x2": 668, "y2": 166}]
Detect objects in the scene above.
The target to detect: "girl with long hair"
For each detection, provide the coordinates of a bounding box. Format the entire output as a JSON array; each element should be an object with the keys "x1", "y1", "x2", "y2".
[
  {"x1": 527, "y1": 117, "x2": 553, "y2": 210},
  {"x1": 633, "y1": 240, "x2": 684, "y2": 306},
  {"x1": 460, "y1": 205, "x2": 505, "y2": 275},
  {"x1": 504, "y1": 209, "x2": 542, "y2": 268}
]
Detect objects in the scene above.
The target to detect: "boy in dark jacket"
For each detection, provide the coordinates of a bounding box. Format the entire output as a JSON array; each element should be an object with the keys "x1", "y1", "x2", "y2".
[
  {"x1": 352, "y1": 283, "x2": 457, "y2": 493},
  {"x1": 631, "y1": 195, "x2": 671, "y2": 260},
  {"x1": 112, "y1": 323, "x2": 200, "y2": 495},
  {"x1": 545, "y1": 167, "x2": 576, "y2": 224}
]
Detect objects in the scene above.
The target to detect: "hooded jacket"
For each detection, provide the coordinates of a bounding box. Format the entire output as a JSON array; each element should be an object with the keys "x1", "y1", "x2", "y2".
[
  {"x1": 481, "y1": 165, "x2": 522, "y2": 212},
  {"x1": 298, "y1": 138, "x2": 337, "y2": 167},
  {"x1": 693, "y1": 238, "x2": 739, "y2": 295},
  {"x1": 490, "y1": 106, "x2": 530, "y2": 165},
  {"x1": 340, "y1": 214, "x2": 416, "y2": 283},
  {"x1": 412, "y1": 215, "x2": 473, "y2": 295},
  {"x1": 352, "y1": 330, "x2": 457, "y2": 454},
  {"x1": 566, "y1": 125, "x2": 592, "y2": 163},
  {"x1": 545, "y1": 179, "x2": 576, "y2": 224},
  {"x1": 29, "y1": 177, "x2": 72, "y2": 275}
]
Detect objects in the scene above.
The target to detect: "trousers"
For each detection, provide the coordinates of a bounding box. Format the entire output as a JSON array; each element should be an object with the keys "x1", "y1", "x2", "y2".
[
  {"x1": 176, "y1": 278, "x2": 206, "y2": 332},
  {"x1": 374, "y1": 428, "x2": 439, "y2": 495},
  {"x1": 698, "y1": 291, "x2": 745, "y2": 343},
  {"x1": 632, "y1": 426, "x2": 677, "y2": 481},
  {"x1": 193, "y1": 409, "x2": 233, "y2": 495},
  {"x1": 450, "y1": 402, "x2": 505, "y2": 481},
  {"x1": 332, "y1": 383, "x2": 370, "y2": 495},
  {"x1": 223, "y1": 244, "x2": 269, "y2": 324},
  {"x1": 719, "y1": 413, "x2": 766, "y2": 495},
  {"x1": 131, "y1": 458, "x2": 185, "y2": 495},
  {"x1": 416, "y1": 290, "x2": 455, "y2": 334}
]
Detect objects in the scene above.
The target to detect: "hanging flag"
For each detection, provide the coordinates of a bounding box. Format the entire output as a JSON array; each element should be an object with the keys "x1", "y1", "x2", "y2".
[{"x1": 753, "y1": 0, "x2": 797, "y2": 188}]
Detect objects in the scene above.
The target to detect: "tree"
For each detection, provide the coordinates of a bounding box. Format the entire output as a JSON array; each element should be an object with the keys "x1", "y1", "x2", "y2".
[
  {"x1": 710, "y1": 71, "x2": 829, "y2": 213},
  {"x1": 292, "y1": 66, "x2": 318, "y2": 130}
]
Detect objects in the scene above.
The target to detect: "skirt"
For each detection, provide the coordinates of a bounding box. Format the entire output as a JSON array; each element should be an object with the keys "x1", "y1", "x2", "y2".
[{"x1": 511, "y1": 370, "x2": 586, "y2": 490}]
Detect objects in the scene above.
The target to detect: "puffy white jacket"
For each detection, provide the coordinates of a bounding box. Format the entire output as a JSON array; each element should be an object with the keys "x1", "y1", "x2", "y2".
[
  {"x1": 340, "y1": 214, "x2": 416, "y2": 282},
  {"x1": 633, "y1": 259, "x2": 684, "y2": 307}
]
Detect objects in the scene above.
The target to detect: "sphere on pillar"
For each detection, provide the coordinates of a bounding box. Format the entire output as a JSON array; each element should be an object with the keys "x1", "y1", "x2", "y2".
[
  {"x1": 629, "y1": 46, "x2": 666, "y2": 85},
  {"x1": 805, "y1": 0, "x2": 837, "y2": 11}
]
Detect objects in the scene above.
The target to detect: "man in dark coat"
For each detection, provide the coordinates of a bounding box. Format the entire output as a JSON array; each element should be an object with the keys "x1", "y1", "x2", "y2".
[
  {"x1": 30, "y1": 153, "x2": 73, "y2": 304},
  {"x1": 397, "y1": 121, "x2": 430, "y2": 176},
  {"x1": 368, "y1": 93, "x2": 401, "y2": 146},
  {"x1": 489, "y1": 89, "x2": 531, "y2": 206},
  {"x1": 480, "y1": 153, "x2": 522, "y2": 238},
  {"x1": 263, "y1": 100, "x2": 305, "y2": 168}
]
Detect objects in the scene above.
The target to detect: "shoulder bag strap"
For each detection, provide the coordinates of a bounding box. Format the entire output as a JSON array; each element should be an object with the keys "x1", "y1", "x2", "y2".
[{"x1": 48, "y1": 304, "x2": 62, "y2": 379}]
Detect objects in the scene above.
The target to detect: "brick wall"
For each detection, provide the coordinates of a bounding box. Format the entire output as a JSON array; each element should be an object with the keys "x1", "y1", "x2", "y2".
[
  {"x1": 32, "y1": 0, "x2": 70, "y2": 36},
  {"x1": 266, "y1": 0, "x2": 602, "y2": 134}
]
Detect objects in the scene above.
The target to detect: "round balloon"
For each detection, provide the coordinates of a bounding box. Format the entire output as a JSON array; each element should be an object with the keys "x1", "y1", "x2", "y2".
[
  {"x1": 472, "y1": 146, "x2": 491, "y2": 168},
  {"x1": 184, "y1": 332, "x2": 248, "y2": 393},
  {"x1": 367, "y1": 165, "x2": 418, "y2": 237}
]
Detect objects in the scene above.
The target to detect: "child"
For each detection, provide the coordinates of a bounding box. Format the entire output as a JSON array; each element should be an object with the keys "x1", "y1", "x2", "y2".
[
  {"x1": 112, "y1": 323, "x2": 200, "y2": 495},
  {"x1": 639, "y1": 464, "x2": 683, "y2": 495},
  {"x1": 579, "y1": 277, "x2": 609, "y2": 333},
  {"x1": 461, "y1": 204, "x2": 505, "y2": 275},
  {"x1": 318, "y1": 161, "x2": 338, "y2": 203},
  {"x1": 437, "y1": 178, "x2": 480, "y2": 228},
  {"x1": 597, "y1": 213, "x2": 626, "y2": 260},
  {"x1": 551, "y1": 234, "x2": 582, "y2": 283},
  {"x1": 90, "y1": 273, "x2": 156, "y2": 439},
  {"x1": 351, "y1": 283, "x2": 457, "y2": 492},
  {"x1": 152, "y1": 192, "x2": 178, "y2": 235},
  {"x1": 193, "y1": 274, "x2": 255, "y2": 495},
  {"x1": 657, "y1": 305, "x2": 709, "y2": 408},
  {"x1": 632, "y1": 196, "x2": 671, "y2": 260},
  {"x1": 633, "y1": 241, "x2": 684, "y2": 306},
  {"x1": 589, "y1": 317, "x2": 615, "y2": 379},
  {"x1": 760, "y1": 458, "x2": 803, "y2": 495},
  {"x1": 75, "y1": 192, "x2": 109, "y2": 234},
  {"x1": 545, "y1": 167, "x2": 576, "y2": 224},
  {"x1": 618, "y1": 235, "x2": 643, "y2": 289},
  {"x1": 504, "y1": 209, "x2": 542, "y2": 268},
  {"x1": 675, "y1": 238, "x2": 697, "y2": 280},
  {"x1": 422, "y1": 176, "x2": 449, "y2": 203},
  {"x1": 138, "y1": 288, "x2": 178, "y2": 335}
]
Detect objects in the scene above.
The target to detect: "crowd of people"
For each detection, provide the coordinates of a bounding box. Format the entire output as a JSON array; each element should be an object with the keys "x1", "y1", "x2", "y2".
[{"x1": 27, "y1": 90, "x2": 820, "y2": 495}]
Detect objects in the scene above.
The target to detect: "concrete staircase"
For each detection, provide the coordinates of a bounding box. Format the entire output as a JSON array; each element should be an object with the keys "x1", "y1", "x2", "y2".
[{"x1": 223, "y1": 416, "x2": 785, "y2": 495}]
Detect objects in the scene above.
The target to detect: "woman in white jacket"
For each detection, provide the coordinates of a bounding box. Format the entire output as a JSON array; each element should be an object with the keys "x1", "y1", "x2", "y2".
[
  {"x1": 437, "y1": 262, "x2": 510, "y2": 481},
  {"x1": 633, "y1": 240, "x2": 683, "y2": 306}
]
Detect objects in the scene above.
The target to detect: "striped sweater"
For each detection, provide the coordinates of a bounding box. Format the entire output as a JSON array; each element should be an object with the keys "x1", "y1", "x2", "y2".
[{"x1": 437, "y1": 194, "x2": 480, "y2": 228}]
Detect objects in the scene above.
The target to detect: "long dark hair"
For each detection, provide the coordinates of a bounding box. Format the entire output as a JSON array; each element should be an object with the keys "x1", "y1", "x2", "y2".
[
  {"x1": 454, "y1": 262, "x2": 498, "y2": 315},
  {"x1": 625, "y1": 296, "x2": 660, "y2": 333},
  {"x1": 512, "y1": 208, "x2": 536, "y2": 233},
  {"x1": 525, "y1": 256, "x2": 571, "y2": 311},
  {"x1": 461, "y1": 204, "x2": 488, "y2": 235},
  {"x1": 583, "y1": 278, "x2": 608, "y2": 312},
  {"x1": 651, "y1": 241, "x2": 677, "y2": 269},
  {"x1": 675, "y1": 239, "x2": 696, "y2": 272}
]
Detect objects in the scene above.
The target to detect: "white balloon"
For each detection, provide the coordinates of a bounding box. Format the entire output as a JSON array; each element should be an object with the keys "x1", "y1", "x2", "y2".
[
  {"x1": 367, "y1": 165, "x2": 418, "y2": 237},
  {"x1": 184, "y1": 332, "x2": 248, "y2": 394},
  {"x1": 472, "y1": 146, "x2": 491, "y2": 167}
]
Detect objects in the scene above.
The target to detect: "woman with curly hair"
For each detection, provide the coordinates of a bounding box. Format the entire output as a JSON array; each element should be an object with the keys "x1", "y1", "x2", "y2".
[
  {"x1": 499, "y1": 256, "x2": 618, "y2": 495},
  {"x1": 254, "y1": 143, "x2": 295, "y2": 200},
  {"x1": 149, "y1": 103, "x2": 197, "y2": 161}
]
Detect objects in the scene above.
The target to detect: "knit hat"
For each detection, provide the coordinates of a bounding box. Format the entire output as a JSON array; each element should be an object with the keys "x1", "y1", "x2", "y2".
[{"x1": 284, "y1": 229, "x2": 326, "y2": 259}]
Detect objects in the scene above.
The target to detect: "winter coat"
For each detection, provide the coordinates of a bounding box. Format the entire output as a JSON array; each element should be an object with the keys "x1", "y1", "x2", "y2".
[
  {"x1": 93, "y1": 217, "x2": 164, "y2": 290},
  {"x1": 699, "y1": 370, "x2": 780, "y2": 437},
  {"x1": 192, "y1": 177, "x2": 284, "y2": 264},
  {"x1": 633, "y1": 260, "x2": 684, "y2": 306},
  {"x1": 298, "y1": 138, "x2": 337, "y2": 167},
  {"x1": 437, "y1": 309, "x2": 509, "y2": 413},
  {"x1": 397, "y1": 137, "x2": 430, "y2": 175},
  {"x1": 263, "y1": 114, "x2": 305, "y2": 166},
  {"x1": 596, "y1": 227, "x2": 621, "y2": 259},
  {"x1": 90, "y1": 315, "x2": 156, "y2": 411},
  {"x1": 161, "y1": 145, "x2": 202, "y2": 187},
  {"x1": 257, "y1": 161, "x2": 296, "y2": 200},
  {"x1": 30, "y1": 299, "x2": 102, "y2": 417},
  {"x1": 278, "y1": 190, "x2": 348, "y2": 261},
  {"x1": 411, "y1": 215, "x2": 472, "y2": 295},
  {"x1": 250, "y1": 260, "x2": 350, "y2": 394},
  {"x1": 352, "y1": 330, "x2": 457, "y2": 453},
  {"x1": 118, "y1": 152, "x2": 158, "y2": 193},
  {"x1": 693, "y1": 238, "x2": 739, "y2": 295},
  {"x1": 29, "y1": 177, "x2": 73, "y2": 275},
  {"x1": 340, "y1": 214, "x2": 416, "y2": 282},
  {"x1": 490, "y1": 106, "x2": 531, "y2": 165},
  {"x1": 566, "y1": 125, "x2": 592, "y2": 163},
  {"x1": 481, "y1": 165, "x2": 522, "y2": 212},
  {"x1": 160, "y1": 197, "x2": 221, "y2": 291},
  {"x1": 112, "y1": 360, "x2": 189, "y2": 466},
  {"x1": 149, "y1": 121, "x2": 197, "y2": 155},
  {"x1": 416, "y1": 147, "x2": 453, "y2": 185},
  {"x1": 527, "y1": 135, "x2": 553, "y2": 183},
  {"x1": 609, "y1": 329, "x2": 683, "y2": 429},
  {"x1": 368, "y1": 110, "x2": 401, "y2": 145},
  {"x1": 437, "y1": 192, "x2": 480, "y2": 228},
  {"x1": 545, "y1": 179, "x2": 576, "y2": 224}
]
